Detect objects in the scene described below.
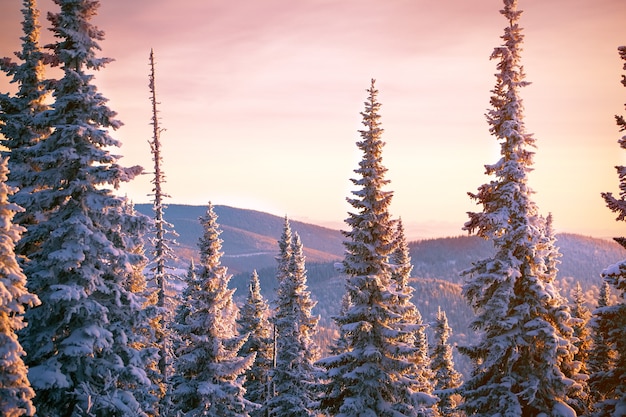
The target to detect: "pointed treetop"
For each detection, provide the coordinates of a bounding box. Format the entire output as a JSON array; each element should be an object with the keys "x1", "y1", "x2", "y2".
[
  {"x1": 501, "y1": 0, "x2": 523, "y2": 24},
  {"x1": 276, "y1": 216, "x2": 293, "y2": 284},
  {"x1": 47, "y1": 0, "x2": 112, "y2": 71},
  {"x1": 198, "y1": 202, "x2": 224, "y2": 270}
]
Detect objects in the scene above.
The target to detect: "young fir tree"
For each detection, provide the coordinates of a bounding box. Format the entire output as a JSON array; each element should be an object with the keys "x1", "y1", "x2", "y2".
[
  {"x1": 317, "y1": 80, "x2": 436, "y2": 417},
  {"x1": 588, "y1": 282, "x2": 616, "y2": 377},
  {"x1": 172, "y1": 203, "x2": 255, "y2": 417},
  {"x1": 269, "y1": 227, "x2": 321, "y2": 417},
  {"x1": 173, "y1": 260, "x2": 198, "y2": 343},
  {"x1": 0, "y1": 0, "x2": 50, "y2": 243},
  {"x1": 459, "y1": 1, "x2": 581, "y2": 415},
  {"x1": 541, "y1": 214, "x2": 588, "y2": 414},
  {"x1": 18, "y1": 1, "x2": 153, "y2": 415},
  {"x1": 168, "y1": 259, "x2": 197, "y2": 402},
  {"x1": 237, "y1": 270, "x2": 273, "y2": 417},
  {"x1": 0, "y1": 157, "x2": 40, "y2": 417},
  {"x1": 430, "y1": 307, "x2": 463, "y2": 417},
  {"x1": 594, "y1": 44, "x2": 626, "y2": 417},
  {"x1": 570, "y1": 282, "x2": 592, "y2": 376},
  {"x1": 568, "y1": 282, "x2": 593, "y2": 414},
  {"x1": 120, "y1": 199, "x2": 163, "y2": 417},
  {"x1": 390, "y1": 218, "x2": 437, "y2": 416}
]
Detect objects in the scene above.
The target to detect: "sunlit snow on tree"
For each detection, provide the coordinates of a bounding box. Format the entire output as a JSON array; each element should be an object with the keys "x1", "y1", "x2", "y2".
[
  {"x1": 458, "y1": 1, "x2": 583, "y2": 416},
  {"x1": 14, "y1": 0, "x2": 153, "y2": 415}
]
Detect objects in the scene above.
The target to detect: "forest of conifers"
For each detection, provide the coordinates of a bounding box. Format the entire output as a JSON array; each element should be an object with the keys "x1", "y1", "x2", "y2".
[{"x1": 0, "y1": 0, "x2": 625, "y2": 416}]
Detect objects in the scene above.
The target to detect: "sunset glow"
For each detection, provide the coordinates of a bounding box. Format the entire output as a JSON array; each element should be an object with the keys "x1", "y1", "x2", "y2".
[{"x1": 0, "y1": 0, "x2": 625, "y2": 239}]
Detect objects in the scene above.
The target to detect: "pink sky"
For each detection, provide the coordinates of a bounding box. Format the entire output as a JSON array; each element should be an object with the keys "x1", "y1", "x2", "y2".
[{"x1": 1, "y1": 0, "x2": 625, "y2": 240}]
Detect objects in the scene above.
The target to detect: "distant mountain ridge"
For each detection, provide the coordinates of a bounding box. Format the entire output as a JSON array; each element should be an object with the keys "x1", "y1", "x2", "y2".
[
  {"x1": 136, "y1": 204, "x2": 626, "y2": 376},
  {"x1": 135, "y1": 204, "x2": 344, "y2": 274},
  {"x1": 136, "y1": 204, "x2": 626, "y2": 292}
]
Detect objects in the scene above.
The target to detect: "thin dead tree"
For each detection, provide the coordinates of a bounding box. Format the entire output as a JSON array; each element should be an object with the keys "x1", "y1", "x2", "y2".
[{"x1": 148, "y1": 48, "x2": 178, "y2": 409}]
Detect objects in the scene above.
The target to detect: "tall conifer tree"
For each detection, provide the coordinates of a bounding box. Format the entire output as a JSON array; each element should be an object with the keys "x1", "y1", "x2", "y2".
[
  {"x1": 317, "y1": 80, "x2": 435, "y2": 417},
  {"x1": 172, "y1": 203, "x2": 254, "y2": 416},
  {"x1": 0, "y1": 158, "x2": 39, "y2": 417},
  {"x1": 459, "y1": 1, "x2": 580, "y2": 415},
  {"x1": 17, "y1": 1, "x2": 152, "y2": 414},
  {"x1": 594, "y1": 44, "x2": 626, "y2": 417}
]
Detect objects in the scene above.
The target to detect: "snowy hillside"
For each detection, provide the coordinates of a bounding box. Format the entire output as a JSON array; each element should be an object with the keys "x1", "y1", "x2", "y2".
[
  {"x1": 135, "y1": 204, "x2": 343, "y2": 273},
  {"x1": 135, "y1": 203, "x2": 626, "y2": 376},
  {"x1": 136, "y1": 204, "x2": 626, "y2": 293}
]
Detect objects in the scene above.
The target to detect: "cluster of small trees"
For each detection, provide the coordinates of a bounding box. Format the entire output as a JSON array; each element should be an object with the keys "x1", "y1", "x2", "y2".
[{"x1": 0, "y1": 0, "x2": 625, "y2": 416}]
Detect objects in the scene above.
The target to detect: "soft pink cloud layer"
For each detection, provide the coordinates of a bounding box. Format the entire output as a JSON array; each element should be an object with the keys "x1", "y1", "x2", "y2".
[{"x1": 0, "y1": 0, "x2": 625, "y2": 239}]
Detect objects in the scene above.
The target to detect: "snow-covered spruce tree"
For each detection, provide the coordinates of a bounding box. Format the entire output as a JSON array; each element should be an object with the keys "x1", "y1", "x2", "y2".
[
  {"x1": 173, "y1": 259, "x2": 198, "y2": 343},
  {"x1": 459, "y1": 1, "x2": 581, "y2": 416},
  {"x1": 431, "y1": 309, "x2": 463, "y2": 417},
  {"x1": 390, "y1": 218, "x2": 438, "y2": 416},
  {"x1": 168, "y1": 259, "x2": 197, "y2": 404},
  {"x1": 570, "y1": 283, "x2": 592, "y2": 377},
  {"x1": 288, "y1": 232, "x2": 321, "y2": 366},
  {"x1": 593, "y1": 44, "x2": 626, "y2": 417},
  {"x1": 0, "y1": 157, "x2": 39, "y2": 417},
  {"x1": 0, "y1": 0, "x2": 50, "y2": 243},
  {"x1": 601, "y1": 46, "x2": 626, "y2": 226},
  {"x1": 119, "y1": 199, "x2": 163, "y2": 417},
  {"x1": 16, "y1": 0, "x2": 154, "y2": 417},
  {"x1": 540, "y1": 214, "x2": 588, "y2": 415},
  {"x1": 567, "y1": 282, "x2": 593, "y2": 414},
  {"x1": 588, "y1": 281, "x2": 618, "y2": 411},
  {"x1": 317, "y1": 79, "x2": 435, "y2": 417},
  {"x1": 172, "y1": 203, "x2": 255, "y2": 416},
  {"x1": 430, "y1": 307, "x2": 462, "y2": 417},
  {"x1": 268, "y1": 227, "x2": 321, "y2": 417},
  {"x1": 237, "y1": 270, "x2": 273, "y2": 417},
  {"x1": 15, "y1": 1, "x2": 154, "y2": 414}
]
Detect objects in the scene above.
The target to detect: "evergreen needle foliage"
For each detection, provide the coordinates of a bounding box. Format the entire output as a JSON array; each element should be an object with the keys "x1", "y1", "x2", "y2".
[
  {"x1": 269, "y1": 218, "x2": 321, "y2": 417},
  {"x1": 11, "y1": 1, "x2": 154, "y2": 415},
  {"x1": 594, "y1": 44, "x2": 626, "y2": 417},
  {"x1": 459, "y1": 1, "x2": 582, "y2": 416},
  {"x1": 317, "y1": 80, "x2": 437, "y2": 417},
  {"x1": 0, "y1": 157, "x2": 39, "y2": 417},
  {"x1": 172, "y1": 203, "x2": 255, "y2": 417},
  {"x1": 237, "y1": 270, "x2": 273, "y2": 417}
]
